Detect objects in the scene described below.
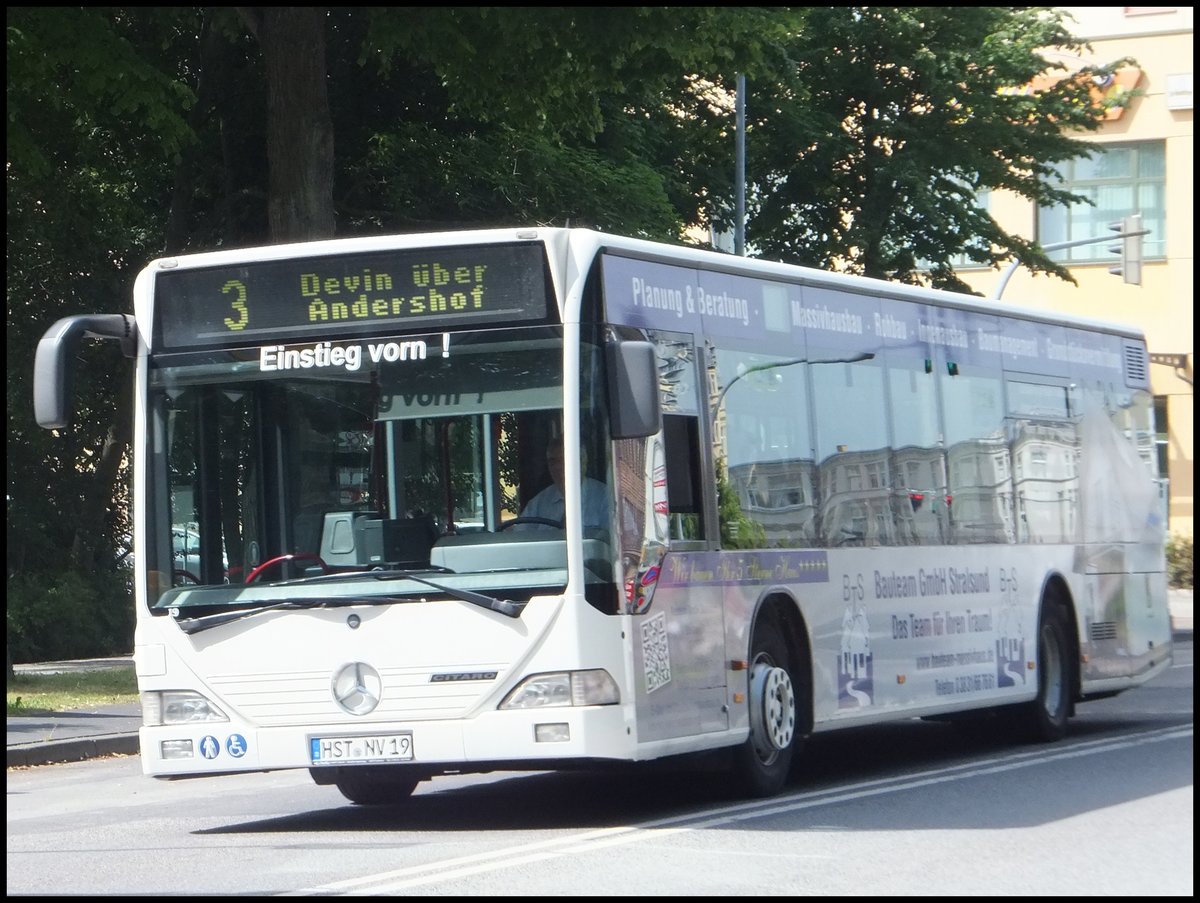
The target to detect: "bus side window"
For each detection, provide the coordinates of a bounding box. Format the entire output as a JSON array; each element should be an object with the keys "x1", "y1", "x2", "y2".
[{"x1": 663, "y1": 414, "x2": 704, "y2": 540}]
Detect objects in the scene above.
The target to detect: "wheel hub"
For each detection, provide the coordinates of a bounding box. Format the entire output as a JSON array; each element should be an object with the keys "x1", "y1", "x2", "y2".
[{"x1": 748, "y1": 661, "x2": 795, "y2": 761}]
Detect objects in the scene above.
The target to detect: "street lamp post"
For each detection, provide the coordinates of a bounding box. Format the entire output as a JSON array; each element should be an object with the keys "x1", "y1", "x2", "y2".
[{"x1": 991, "y1": 217, "x2": 1149, "y2": 300}]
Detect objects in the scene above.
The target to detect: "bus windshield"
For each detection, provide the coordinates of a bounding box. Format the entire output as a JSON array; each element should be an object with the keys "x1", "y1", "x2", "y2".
[{"x1": 145, "y1": 325, "x2": 615, "y2": 611}]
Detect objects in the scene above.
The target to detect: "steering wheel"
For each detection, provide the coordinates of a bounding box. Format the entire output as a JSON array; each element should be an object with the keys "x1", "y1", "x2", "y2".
[
  {"x1": 499, "y1": 516, "x2": 563, "y2": 530},
  {"x1": 173, "y1": 569, "x2": 200, "y2": 585},
  {"x1": 244, "y1": 552, "x2": 330, "y2": 583}
]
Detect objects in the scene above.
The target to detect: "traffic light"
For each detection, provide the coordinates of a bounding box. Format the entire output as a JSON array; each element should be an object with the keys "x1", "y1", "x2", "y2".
[{"x1": 1108, "y1": 213, "x2": 1144, "y2": 285}]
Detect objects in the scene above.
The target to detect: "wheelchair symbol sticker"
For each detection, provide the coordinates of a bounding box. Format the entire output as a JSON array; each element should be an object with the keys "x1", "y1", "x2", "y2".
[{"x1": 225, "y1": 734, "x2": 247, "y2": 758}]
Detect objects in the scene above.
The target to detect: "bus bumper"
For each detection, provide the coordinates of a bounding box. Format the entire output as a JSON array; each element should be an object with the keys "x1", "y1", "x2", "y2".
[{"x1": 139, "y1": 704, "x2": 636, "y2": 777}]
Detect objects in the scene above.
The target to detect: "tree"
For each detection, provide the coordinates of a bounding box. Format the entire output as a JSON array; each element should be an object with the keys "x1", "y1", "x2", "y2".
[
  {"x1": 8, "y1": 7, "x2": 193, "y2": 578},
  {"x1": 337, "y1": 7, "x2": 794, "y2": 237},
  {"x1": 737, "y1": 7, "x2": 1127, "y2": 291},
  {"x1": 7, "y1": 7, "x2": 195, "y2": 663},
  {"x1": 7, "y1": 7, "x2": 1125, "y2": 663},
  {"x1": 5, "y1": 6, "x2": 783, "y2": 660}
]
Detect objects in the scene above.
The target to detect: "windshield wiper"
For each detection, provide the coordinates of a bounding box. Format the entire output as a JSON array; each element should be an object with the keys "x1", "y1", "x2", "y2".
[
  {"x1": 331, "y1": 569, "x2": 528, "y2": 619},
  {"x1": 173, "y1": 572, "x2": 527, "y2": 633},
  {"x1": 171, "y1": 597, "x2": 404, "y2": 635}
]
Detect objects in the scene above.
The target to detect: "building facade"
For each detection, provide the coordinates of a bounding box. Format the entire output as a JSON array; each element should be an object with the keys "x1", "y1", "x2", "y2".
[{"x1": 957, "y1": 6, "x2": 1193, "y2": 539}]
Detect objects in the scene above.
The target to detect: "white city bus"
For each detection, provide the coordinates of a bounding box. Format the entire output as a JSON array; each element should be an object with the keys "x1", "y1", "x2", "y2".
[{"x1": 34, "y1": 227, "x2": 1172, "y2": 803}]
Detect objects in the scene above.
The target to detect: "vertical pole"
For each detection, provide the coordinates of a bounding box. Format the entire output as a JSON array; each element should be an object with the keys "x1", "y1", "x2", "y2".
[{"x1": 735, "y1": 74, "x2": 746, "y2": 257}]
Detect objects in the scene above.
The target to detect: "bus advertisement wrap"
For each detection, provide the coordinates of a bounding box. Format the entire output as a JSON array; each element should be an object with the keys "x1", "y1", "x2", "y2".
[{"x1": 599, "y1": 253, "x2": 1139, "y2": 387}]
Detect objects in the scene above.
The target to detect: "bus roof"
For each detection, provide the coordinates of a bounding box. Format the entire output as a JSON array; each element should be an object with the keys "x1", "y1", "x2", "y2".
[{"x1": 141, "y1": 226, "x2": 1145, "y2": 341}]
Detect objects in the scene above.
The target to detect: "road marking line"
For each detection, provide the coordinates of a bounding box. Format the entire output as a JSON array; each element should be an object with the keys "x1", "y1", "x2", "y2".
[{"x1": 290, "y1": 724, "x2": 1190, "y2": 895}]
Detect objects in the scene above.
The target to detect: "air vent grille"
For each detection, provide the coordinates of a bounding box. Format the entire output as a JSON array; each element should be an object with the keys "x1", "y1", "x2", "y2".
[
  {"x1": 1090, "y1": 621, "x2": 1119, "y2": 641},
  {"x1": 1123, "y1": 341, "x2": 1149, "y2": 387}
]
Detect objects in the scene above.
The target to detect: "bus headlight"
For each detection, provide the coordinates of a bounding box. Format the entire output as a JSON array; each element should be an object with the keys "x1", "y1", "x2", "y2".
[
  {"x1": 141, "y1": 690, "x2": 229, "y2": 725},
  {"x1": 499, "y1": 669, "x2": 620, "y2": 709}
]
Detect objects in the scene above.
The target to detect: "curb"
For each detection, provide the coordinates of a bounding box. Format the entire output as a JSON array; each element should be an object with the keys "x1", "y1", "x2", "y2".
[{"x1": 7, "y1": 734, "x2": 140, "y2": 769}]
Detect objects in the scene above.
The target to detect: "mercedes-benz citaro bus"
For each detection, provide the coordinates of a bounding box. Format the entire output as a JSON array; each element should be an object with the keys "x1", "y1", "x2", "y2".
[{"x1": 34, "y1": 226, "x2": 1172, "y2": 805}]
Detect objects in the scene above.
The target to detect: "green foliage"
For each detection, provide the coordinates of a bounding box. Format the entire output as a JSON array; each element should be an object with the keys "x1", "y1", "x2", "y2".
[
  {"x1": 6, "y1": 568, "x2": 134, "y2": 664},
  {"x1": 361, "y1": 7, "x2": 793, "y2": 143},
  {"x1": 716, "y1": 459, "x2": 767, "y2": 549},
  {"x1": 1167, "y1": 534, "x2": 1193, "y2": 589},
  {"x1": 345, "y1": 125, "x2": 682, "y2": 238},
  {"x1": 7, "y1": 668, "x2": 139, "y2": 716},
  {"x1": 6, "y1": 8, "x2": 195, "y2": 179},
  {"x1": 742, "y1": 7, "x2": 1126, "y2": 291},
  {"x1": 8, "y1": 7, "x2": 183, "y2": 597},
  {"x1": 7, "y1": 6, "x2": 1125, "y2": 662},
  {"x1": 340, "y1": 7, "x2": 796, "y2": 237}
]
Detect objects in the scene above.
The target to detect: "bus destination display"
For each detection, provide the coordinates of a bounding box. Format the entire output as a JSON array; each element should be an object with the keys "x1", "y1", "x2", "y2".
[{"x1": 153, "y1": 242, "x2": 552, "y2": 351}]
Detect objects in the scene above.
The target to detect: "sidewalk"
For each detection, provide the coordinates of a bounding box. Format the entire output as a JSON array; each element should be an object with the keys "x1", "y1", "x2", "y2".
[
  {"x1": 6, "y1": 591, "x2": 1193, "y2": 769},
  {"x1": 7, "y1": 657, "x2": 140, "y2": 768}
]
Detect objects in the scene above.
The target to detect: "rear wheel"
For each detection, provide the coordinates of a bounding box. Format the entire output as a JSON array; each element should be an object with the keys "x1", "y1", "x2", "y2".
[
  {"x1": 326, "y1": 766, "x2": 421, "y2": 806},
  {"x1": 732, "y1": 612, "x2": 799, "y2": 797},
  {"x1": 1019, "y1": 603, "x2": 1072, "y2": 742}
]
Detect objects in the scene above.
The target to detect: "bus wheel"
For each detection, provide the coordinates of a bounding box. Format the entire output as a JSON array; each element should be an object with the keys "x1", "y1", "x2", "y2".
[
  {"x1": 330, "y1": 767, "x2": 421, "y2": 806},
  {"x1": 733, "y1": 614, "x2": 797, "y2": 797},
  {"x1": 1021, "y1": 603, "x2": 1071, "y2": 742}
]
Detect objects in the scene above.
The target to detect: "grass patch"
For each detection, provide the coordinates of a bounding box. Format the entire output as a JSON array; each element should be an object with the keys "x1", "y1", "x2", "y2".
[{"x1": 7, "y1": 668, "x2": 139, "y2": 715}]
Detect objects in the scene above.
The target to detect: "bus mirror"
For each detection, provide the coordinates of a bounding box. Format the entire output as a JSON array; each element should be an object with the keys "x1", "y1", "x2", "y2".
[
  {"x1": 34, "y1": 314, "x2": 136, "y2": 430},
  {"x1": 607, "y1": 340, "x2": 662, "y2": 439}
]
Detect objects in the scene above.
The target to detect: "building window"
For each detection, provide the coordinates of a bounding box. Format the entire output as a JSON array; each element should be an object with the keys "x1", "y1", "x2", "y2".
[
  {"x1": 1154, "y1": 394, "x2": 1170, "y2": 515},
  {"x1": 1038, "y1": 141, "x2": 1165, "y2": 262},
  {"x1": 944, "y1": 189, "x2": 991, "y2": 270}
]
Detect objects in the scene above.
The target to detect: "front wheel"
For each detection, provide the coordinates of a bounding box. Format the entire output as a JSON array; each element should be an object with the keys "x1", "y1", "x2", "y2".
[
  {"x1": 327, "y1": 766, "x2": 421, "y2": 806},
  {"x1": 731, "y1": 613, "x2": 799, "y2": 797}
]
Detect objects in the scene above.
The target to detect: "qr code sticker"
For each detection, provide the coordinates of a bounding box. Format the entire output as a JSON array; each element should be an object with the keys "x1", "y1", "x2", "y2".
[{"x1": 641, "y1": 611, "x2": 671, "y2": 693}]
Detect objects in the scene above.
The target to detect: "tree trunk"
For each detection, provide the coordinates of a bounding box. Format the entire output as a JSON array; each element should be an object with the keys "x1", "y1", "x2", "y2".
[
  {"x1": 239, "y1": 7, "x2": 336, "y2": 242},
  {"x1": 70, "y1": 387, "x2": 132, "y2": 574}
]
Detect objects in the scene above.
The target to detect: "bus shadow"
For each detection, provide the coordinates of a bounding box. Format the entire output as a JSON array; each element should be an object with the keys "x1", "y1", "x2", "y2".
[{"x1": 199, "y1": 712, "x2": 1191, "y2": 836}]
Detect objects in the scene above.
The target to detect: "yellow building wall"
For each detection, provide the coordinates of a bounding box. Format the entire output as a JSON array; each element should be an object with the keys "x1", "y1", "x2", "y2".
[{"x1": 957, "y1": 7, "x2": 1194, "y2": 538}]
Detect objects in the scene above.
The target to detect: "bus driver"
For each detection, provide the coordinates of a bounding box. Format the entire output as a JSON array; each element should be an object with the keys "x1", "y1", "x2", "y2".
[{"x1": 519, "y1": 438, "x2": 610, "y2": 532}]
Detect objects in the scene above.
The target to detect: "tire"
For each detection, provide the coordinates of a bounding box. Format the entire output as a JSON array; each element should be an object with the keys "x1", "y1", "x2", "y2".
[
  {"x1": 330, "y1": 766, "x2": 421, "y2": 806},
  {"x1": 1019, "y1": 603, "x2": 1071, "y2": 742},
  {"x1": 731, "y1": 612, "x2": 799, "y2": 797}
]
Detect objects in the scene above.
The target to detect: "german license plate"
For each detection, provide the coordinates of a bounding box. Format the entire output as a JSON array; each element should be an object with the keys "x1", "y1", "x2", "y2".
[{"x1": 310, "y1": 733, "x2": 414, "y2": 765}]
